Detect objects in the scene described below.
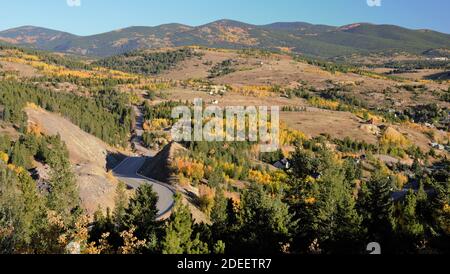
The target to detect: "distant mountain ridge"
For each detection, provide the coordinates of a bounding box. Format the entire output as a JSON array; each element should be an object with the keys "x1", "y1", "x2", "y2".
[{"x1": 1, "y1": 20, "x2": 449, "y2": 58}]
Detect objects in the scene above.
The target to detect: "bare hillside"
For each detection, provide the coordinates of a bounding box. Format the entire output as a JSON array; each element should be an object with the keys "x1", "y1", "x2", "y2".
[{"x1": 25, "y1": 106, "x2": 126, "y2": 215}]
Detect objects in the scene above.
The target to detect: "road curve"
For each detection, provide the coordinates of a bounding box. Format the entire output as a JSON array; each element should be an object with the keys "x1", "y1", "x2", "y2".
[{"x1": 113, "y1": 157, "x2": 175, "y2": 218}]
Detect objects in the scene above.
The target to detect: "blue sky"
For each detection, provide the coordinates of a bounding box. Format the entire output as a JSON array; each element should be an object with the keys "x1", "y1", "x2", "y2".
[{"x1": 0, "y1": 0, "x2": 449, "y2": 35}]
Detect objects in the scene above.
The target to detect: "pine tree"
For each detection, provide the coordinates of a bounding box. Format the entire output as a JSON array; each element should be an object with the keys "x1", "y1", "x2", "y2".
[
  {"x1": 210, "y1": 187, "x2": 228, "y2": 240},
  {"x1": 162, "y1": 194, "x2": 209, "y2": 254},
  {"x1": 0, "y1": 163, "x2": 46, "y2": 253},
  {"x1": 45, "y1": 138, "x2": 79, "y2": 222},
  {"x1": 428, "y1": 178, "x2": 450, "y2": 253},
  {"x1": 186, "y1": 233, "x2": 209, "y2": 254},
  {"x1": 394, "y1": 190, "x2": 425, "y2": 252},
  {"x1": 290, "y1": 148, "x2": 318, "y2": 180},
  {"x1": 359, "y1": 171, "x2": 395, "y2": 246},
  {"x1": 113, "y1": 181, "x2": 128, "y2": 228},
  {"x1": 16, "y1": 171, "x2": 45, "y2": 244},
  {"x1": 288, "y1": 148, "x2": 362, "y2": 253},
  {"x1": 10, "y1": 142, "x2": 32, "y2": 169},
  {"x1": 330, "y1": 188, "x2": 363, "y2": 253},
  {"x1": 213, "y1": 240, "x2": 226, "y2": 254},
  {"x1": 123, "y1": 184, "x2": 160, "y2": 251},
  {"x1": 287, "y1": 176, "x2": 320, "y2": 253},
  {"x1": 237, "y1": 183, "x2": 294, "y2": 254},
  {"x1": 312, "y1": 161, "x2": 362, "y2": 253}
]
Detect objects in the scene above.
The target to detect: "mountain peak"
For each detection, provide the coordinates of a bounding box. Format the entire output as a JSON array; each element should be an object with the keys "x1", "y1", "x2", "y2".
[
  {"x1": 204, "y1": 19, "x2": 254, "y2": 27},
  {"x1": 0, "y1": 25, "x2": 77, "y2": 47},
  {"x1": 1, "y1": 25, "x2": 76, "y2": 35}
]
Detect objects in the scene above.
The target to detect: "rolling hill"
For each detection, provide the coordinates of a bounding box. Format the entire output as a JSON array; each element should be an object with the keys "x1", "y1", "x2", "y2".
[
  {"x1": 0, "y1": 26, "x2": 77, "y2": 49},
  {"x1": 0, "y1": 20, "x2": 449, "y2": 58}
]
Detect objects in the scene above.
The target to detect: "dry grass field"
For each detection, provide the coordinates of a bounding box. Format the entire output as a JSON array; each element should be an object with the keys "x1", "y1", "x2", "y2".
[
  {"x1": 0, "y1": 60, "x2": 41, "y2": 77},
  {"x1": 159, "y1": 48, "x2": 449, "y2": 110}
]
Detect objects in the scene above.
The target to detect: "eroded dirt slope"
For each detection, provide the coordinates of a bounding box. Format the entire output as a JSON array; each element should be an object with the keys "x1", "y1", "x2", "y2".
[{"x1": 25, "y1": 106, "x2": 125, "y2": 215}]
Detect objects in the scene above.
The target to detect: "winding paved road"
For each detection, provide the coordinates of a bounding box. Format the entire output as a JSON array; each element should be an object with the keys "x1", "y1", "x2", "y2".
[
  {"x1": 113, "y1": 157, "x2": 175, "y2": 218},
  {"x1": 131, "y1": 106, "x2": 150, "y2": 156}
]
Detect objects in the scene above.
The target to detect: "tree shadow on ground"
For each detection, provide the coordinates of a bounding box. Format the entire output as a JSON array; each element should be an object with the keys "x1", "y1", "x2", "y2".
[{"x1": 106, "y1": 151, "x2": 128, "y2": 171}]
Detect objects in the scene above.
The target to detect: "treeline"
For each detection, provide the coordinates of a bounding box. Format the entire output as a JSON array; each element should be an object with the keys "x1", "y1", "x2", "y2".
[
  {"x1": 0, "y1": 81, "x2": 133, "y2": 147},
  {"x1": 334, "y1": 137, "x2": 378, "y2": 154},
  {"x1": 88, "y1": 141, "x2": 448, "y2": 254},
  {"x1": 143, "y1": 100, "x2": 188, "y2": 122},
  {"x1": 0, "y1": 44, "x2": 92, "y2": 70},
  {"x1": 403, "y1": 104, "x2": 449, "y2": 130},
  {"x1": 94, "y1": 48, "x2": 198, "y2": 75},
  {"x1": 295, "y1": 55, "x2": 357, "y2": 74},
  {"x1": 286, "y1": 85, "x2": 447, "y2": 125},
  {"x1": 285, "y1": 86, "x2": 376, "y2": 119},
  {"x1": 30, "y1": 75, "x2": 139, "y2": 87},
  {"x1": 208, "y1": 59, "x2": 237, "y2": 78},
  {"x1": 285, "y1": 85, "x2": 366, "y2": 108},
  {"x1": 318, "y1": 87, "x2": 368, "y2": 108},
  {"x1": 385, "y1": 60, "x2": 450, "y2": 70}
]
